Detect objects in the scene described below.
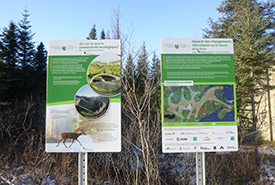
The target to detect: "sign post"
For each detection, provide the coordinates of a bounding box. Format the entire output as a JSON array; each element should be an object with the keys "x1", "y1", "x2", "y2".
[
  {"x1": 78, "y1": 152, "x2": 88, "y2": 185},
  {"x1": 196, "y1": 152, "x2": 205, "y2": 185},
  {"x1": 46, "y1": 40, "x2": 122, "y2": 184},
  {"x1": 160, "y1": 38, "x2": 237, "y2": 184}
]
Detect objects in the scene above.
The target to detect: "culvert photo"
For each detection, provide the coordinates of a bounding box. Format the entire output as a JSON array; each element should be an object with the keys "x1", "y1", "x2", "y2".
[
  {"x1": 74, "y1": 84, "x2": 110, "y2": 119},
  {"x1": 87, "y1": 53, "x2": 121, "y2": 97}
]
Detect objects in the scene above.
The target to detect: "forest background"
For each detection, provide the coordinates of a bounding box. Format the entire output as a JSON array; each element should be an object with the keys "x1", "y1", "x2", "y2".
[{"x1": 0, "y1": 0, "x2": 275, "y2": 184}]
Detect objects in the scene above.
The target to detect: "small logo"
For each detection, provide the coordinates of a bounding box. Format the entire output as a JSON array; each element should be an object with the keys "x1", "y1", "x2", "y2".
[
  {"x1": 176, "y1": 137, "x2": 180, "y2": 141},
  {"x1": 227, "y1": 146, "x2": 237, "y2": 150},
  {"x1": 165, "y1": 147, "x2": 170, "y2": 150},
  {"x1": 226, "y1": 131, "x2": 234, "y2": 134},
  {"x1": 220, "y1": 146, "x2": 224, "y2": 150},
  {"x1": 230, "y1": 136, "x2": 235, "y2": 141},
  {"x1": 203, "y1": 137, "x2": 210, "y2": 141},
  {"x1": 193, "y1": 137, "x2": 197, "y2": 141},
  {"x1": 200, "y1": 146, "x2": 211, "y2": 150},
  {"x1": 213, "y1": 146, "x2": 217, "y2": 150},
  {"x1": 175, "y1": 44, "x2": 179, "y2": 49},
  {"x1": 180, "y1": 138, "x2": 188, "y2": 141},
  {"x1": 61, "y1": 46, "x2": 67, "y2": 51}
]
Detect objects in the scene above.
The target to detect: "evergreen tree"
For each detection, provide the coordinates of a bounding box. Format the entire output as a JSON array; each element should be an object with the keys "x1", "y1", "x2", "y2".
[
  {"x1": 151, "y1": 52, "x2": 160, "y2": 84},
  {"x1": 0, "y1": 22, "x2": 18, "y2": 67},
  {"x1": 33, "y1": 42, "x2": 47, "y2": 73},
  {"x1": 0, "y1": 22, "x2": 20, "y2": 100},
  {"x1": 32, "y1": 42, "x2": 47, "y2": 96},
  {"x1": 87, "y1": 24, "x2": 97, "y2": 40},
  {"x1": 100, "y1": 29, "x2": 106, "y2": 39},
  {"x1": 151, "y1": 52, "x2": 161, "y2": 109},
  {"x1": 136, "y1": 42, "x2": 148, "y2": 95},
  {"x1": 123, "y1": 53, "x2": 135, "y2": 86},
  {"x1": 18, "y1": 9, "x2": 35, "y2": 69},
  {"x1": 204, "y1": 0, "x2": 275, "y2": 157}
]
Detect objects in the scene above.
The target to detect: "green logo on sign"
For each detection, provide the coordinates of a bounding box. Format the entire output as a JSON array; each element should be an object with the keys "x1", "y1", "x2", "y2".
[
  {"x1": 175, "y1": 44, "x2": 179, "y2": 49},
  {"x1": 61, "y1": 46, "x2": 67, "y2": 51}
]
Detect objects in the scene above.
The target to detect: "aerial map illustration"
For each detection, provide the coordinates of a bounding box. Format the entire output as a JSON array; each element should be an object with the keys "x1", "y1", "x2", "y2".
[{"x1": 163, "y1": 85, "x2": 235, "y2": 122}]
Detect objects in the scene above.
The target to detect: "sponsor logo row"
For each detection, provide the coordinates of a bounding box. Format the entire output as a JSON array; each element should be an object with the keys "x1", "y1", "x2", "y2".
[
  {"x1": 165, "y1": 136, "x2": 235, "y2": 142},
  {"x1": 164, "y1": 145, "x2": 237, "y2": 151}
]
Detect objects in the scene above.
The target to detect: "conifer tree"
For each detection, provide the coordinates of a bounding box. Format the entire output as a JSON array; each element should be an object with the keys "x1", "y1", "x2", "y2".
[
  {"x1": 87, "y1": 24, "x2": 97, "y2": 40},
  {"x1": 124, "y1": 53, "x2": 135, "y2": 86},
  {"x1": 0, "y1": 22, "x2": 19, "y2": 100},
  {"x1": 32, "y1": 42, "x2": 47, "y2": 95},
  {"x1": 0, "y1": 22, "x2": 18, "y2": 68},
  {"x1": 18, "y1": 9, "x2": 35, "y2": 69},
  {"x1": 136, "y1": 42, "x2": 148, "y2": 95},
  {"x1": 151, "y1": 52, "x2": 160, "y2": 84},
  {"x1": 204, "y1": 0, "x2": 275, "y2": 157},
  {"x1": 150, "y1": 52, "x2": 161, "y2": 109},
  {"x1": 33, "y1": 42, "x2": 47, "y2": 73},
  {"x1": 100, "y1": 29, "x2": 105, "y2": 39}
]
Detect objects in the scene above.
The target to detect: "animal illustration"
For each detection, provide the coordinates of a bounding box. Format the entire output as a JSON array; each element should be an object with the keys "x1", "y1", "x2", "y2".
[{"x1": 56, "y1": 130, "x2": 86, "y2": 148}]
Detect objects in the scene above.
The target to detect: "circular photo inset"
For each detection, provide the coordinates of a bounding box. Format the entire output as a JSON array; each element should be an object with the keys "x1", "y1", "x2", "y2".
[
  {"x1": 74, "y1": 85, "x2": 110, "y2": 119},
  {"x1": 87, "y1": 53, "x2": 121, "y2": 97}
]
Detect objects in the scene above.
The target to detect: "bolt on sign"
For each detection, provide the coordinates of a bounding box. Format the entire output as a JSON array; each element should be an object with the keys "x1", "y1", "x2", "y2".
[
  {"x1": 161, "y1": 38, "x2": 238, "y2": 153},
  {"x1": 46, "y1": 40, "x2": 121, "y2": 152}
]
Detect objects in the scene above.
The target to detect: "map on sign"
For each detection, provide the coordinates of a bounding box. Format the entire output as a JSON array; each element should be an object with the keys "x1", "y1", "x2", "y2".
[{"x1": 163, "y1": 85, "x2": 235, "y2": 122}]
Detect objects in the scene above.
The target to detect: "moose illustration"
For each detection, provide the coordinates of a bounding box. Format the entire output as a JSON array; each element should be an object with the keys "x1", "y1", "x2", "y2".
[{"x1": 56, "y1": 130, "x2": 86, "y2": 148}]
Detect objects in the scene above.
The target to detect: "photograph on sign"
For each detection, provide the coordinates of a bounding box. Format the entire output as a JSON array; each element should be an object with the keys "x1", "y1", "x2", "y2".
[
  {"x1": 46, "y1": 40, "x2": 121, "y2": 153},
  {"x1": 161, "y1": 38, "x2": 238, "y2": 153}
]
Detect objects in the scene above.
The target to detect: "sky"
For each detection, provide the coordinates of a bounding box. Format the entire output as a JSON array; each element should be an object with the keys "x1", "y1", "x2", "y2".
[{"x1": 0, "y1": 0, "x2": 223, "y2": 55}]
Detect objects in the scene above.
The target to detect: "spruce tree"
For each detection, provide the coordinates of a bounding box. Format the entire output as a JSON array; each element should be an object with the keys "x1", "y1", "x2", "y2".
[
  {"x1": 124, "y1": 53, "x2": 135, "y2": 86},
  {"x1": 136, "y1": 42, "x2": 148, "y2": 95},
  {"x1": 32, "y1": 42, "x2": 47, "y2": 96},
  {"x1": 100, "y1": 29, "x2": 106, "y2": 39},
  {"x1": 151, "y1": 52, "x2": 160, "y2": 84},
  {"x1": 0, "y1": 22, "x2": 19, "y2": 100},
  {"x1": 87, "y1": 24, "x2": 97, "y2": 40},
  {"x1": 33, "y1": 42, "x2": 47, "y2": 73},
  {"x1": 204, "y1": 0, "x2": 275, "y2": 158},
  {"x1": 17, "y1": 9, "x2": 36, "y2": 97},
  {"x1": 0, "y1": 22, "x2": 18, "y2": 68},
  {"x1": 150, "y1": 52, "x2": 161, "y2": 110},
  {"x1": 18, "y1": 9, "x2": 35, "y2": 69}
]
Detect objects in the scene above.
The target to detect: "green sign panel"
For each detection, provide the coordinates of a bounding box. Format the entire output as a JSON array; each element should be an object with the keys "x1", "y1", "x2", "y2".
[
  {"x1": 161, "y1": 38, "x2": 238, "y2": 153},
  {"x1": 46, "y1": 40, "x2": 121, "y2": 153}
]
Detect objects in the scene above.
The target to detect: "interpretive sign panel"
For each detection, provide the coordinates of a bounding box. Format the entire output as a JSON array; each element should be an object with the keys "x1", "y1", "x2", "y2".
[
  {"x1": 161, "y1": 38, "x2": 238, "y2": 153},
  {"x1": 46, "y1": 40, "x2": 121, "y2": 152}
]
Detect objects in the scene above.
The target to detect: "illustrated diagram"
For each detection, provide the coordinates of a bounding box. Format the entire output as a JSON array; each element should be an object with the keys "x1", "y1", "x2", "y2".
[{"x1": 164, "y1": 85, "x2": 235, "y2": 122}]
